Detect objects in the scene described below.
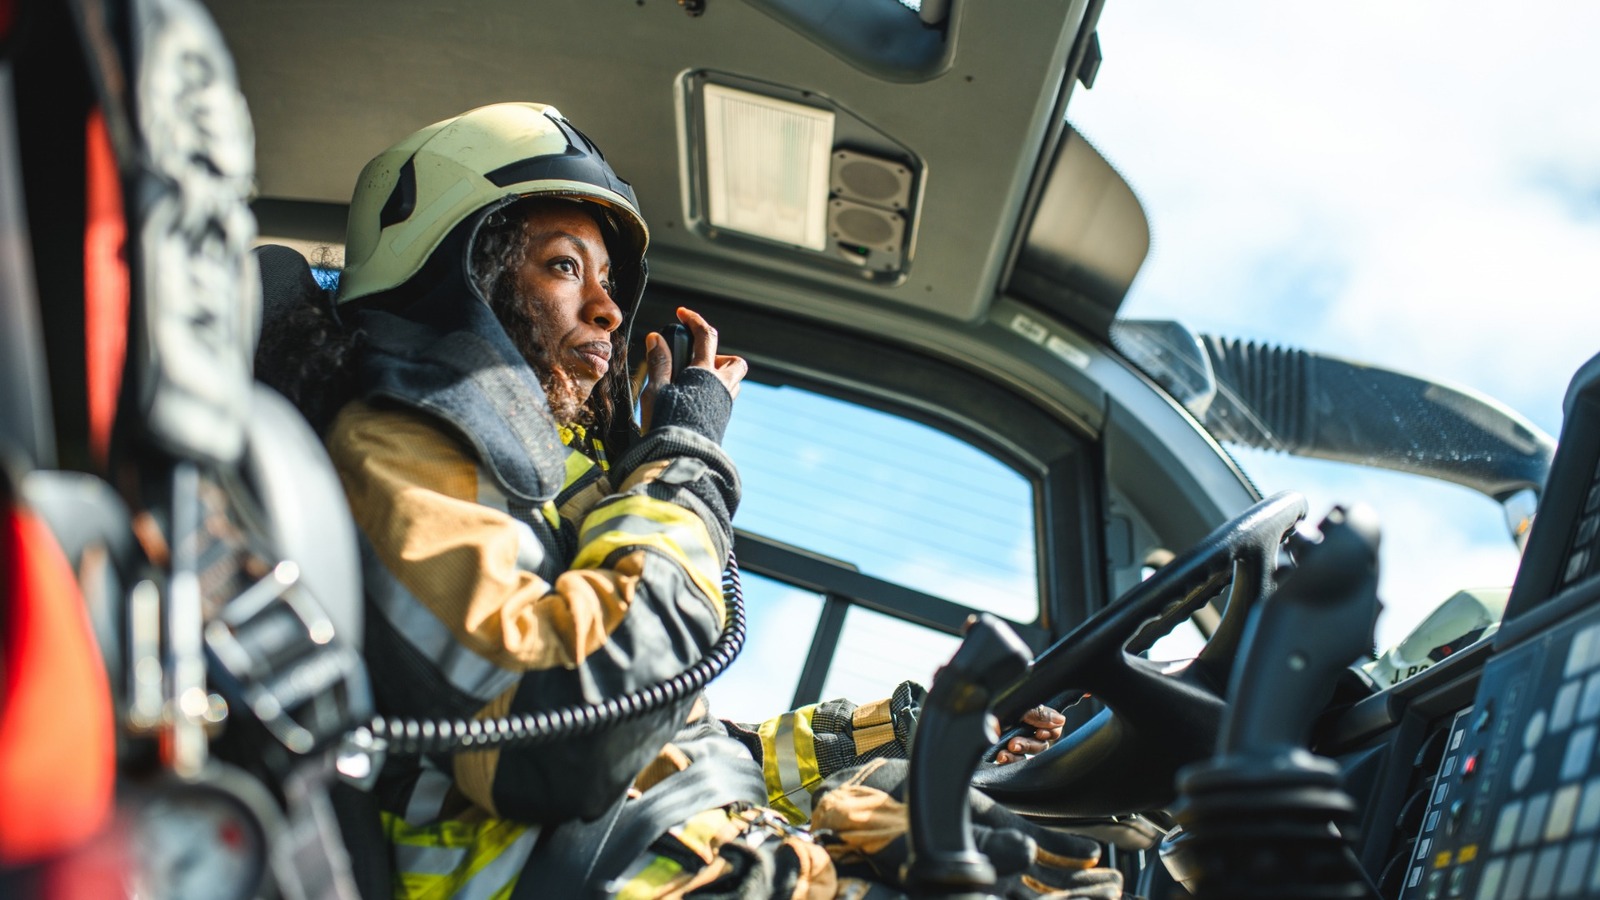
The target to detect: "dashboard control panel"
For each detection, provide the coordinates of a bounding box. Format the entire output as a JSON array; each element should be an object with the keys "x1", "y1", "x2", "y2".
[{"x1": 1401, "y1": 608, "x2": 1600, "y2": 899}]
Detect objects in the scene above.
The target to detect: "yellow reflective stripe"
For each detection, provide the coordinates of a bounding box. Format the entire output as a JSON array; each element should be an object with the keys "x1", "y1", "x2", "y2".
[
  {"x1": 454, "y1": 826, "x2": 539, "y2": 900},
  {"x1": 563, "y1": 445, "x2": 597, "y2": 487},
  {"x1": 366, "y1": 571, "x2": 521, "y2": 702},
  {"x1": 384, "y1": 813, "x2": 538, "y2": 900},
  {"x1": 541, "y1": 499, "x2": 559, "y2": 530},
  {"x1": 613, "y1": 855, "x2": 685, "y2": 900},
  {"x1": 609, "y1": 808, "x2": 736, "y2": 898},
  {"x1": 573, "y1": 496, "x2": 723, "y2": 610},
  {"x1": 394, "y1": 843, "x2": 470, "y2": 877},
  {"x1": 556, "y1": 448, "x2": 610, "y2": 524},
  {"x1": 760, "y1": 706, "x2": 821, "y2": 825}
]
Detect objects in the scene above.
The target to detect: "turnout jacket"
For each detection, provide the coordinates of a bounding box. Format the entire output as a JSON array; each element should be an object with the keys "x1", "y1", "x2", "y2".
[{"x1": 324, "y1": 280, "x2": 741, "y2": 826}]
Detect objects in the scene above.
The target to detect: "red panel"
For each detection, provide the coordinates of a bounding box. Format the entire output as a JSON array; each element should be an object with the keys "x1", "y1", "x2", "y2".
[
  {"x1": 83, "y1": 108, "x2": 128, "y2": 470},
  {"x1": 0, "y1": 505, "x2": 116, "y2": 864}
]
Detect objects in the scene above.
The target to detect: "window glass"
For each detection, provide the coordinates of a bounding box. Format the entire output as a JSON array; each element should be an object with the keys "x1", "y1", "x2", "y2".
[
  {"x1": 723, "y1": 381, "x2": 1040, "y2": 622},
  {"x1": 1146, "y1": 619, "x2": 1206, "y2": 663},
  {"x1": 818, "y1": 605, "x2": 962, "y2": 704},
  {"x1": 702, "y1": 572, "x2": 822, "y2": 724}
]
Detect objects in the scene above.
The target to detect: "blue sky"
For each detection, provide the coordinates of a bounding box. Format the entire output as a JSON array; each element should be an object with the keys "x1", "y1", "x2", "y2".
[{"x1": 1068, "y1": 1, "x2": 1600, "y2": 649}]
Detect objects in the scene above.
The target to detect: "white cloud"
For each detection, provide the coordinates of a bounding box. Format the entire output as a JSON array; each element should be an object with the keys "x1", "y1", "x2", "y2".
[
  {"x1": 1073, "y1": 0, "x2": 1600, "y2": 433},
  {"x1": 1070, "y1": 1, "x2": 1600, "y2": 649}
]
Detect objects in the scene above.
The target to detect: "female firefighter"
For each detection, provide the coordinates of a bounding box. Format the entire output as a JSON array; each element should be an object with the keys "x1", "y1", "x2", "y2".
[{"x1": 257, "y1": 101, "x2": 1110, "y2": 898}]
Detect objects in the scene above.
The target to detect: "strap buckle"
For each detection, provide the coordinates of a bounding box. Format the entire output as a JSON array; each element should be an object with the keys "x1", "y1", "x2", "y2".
[{"x1": 205, "y1": 560, "x2": 370, "y2": 754}]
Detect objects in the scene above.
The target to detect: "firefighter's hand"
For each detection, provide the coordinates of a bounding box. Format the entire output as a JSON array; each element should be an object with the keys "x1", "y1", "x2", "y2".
[
  {"x1": 992, "y1": 705, "x2": 1066, "y2": 764},
  {"x1": 641, "y1": 306, "x2": 747, "y2": 432}
]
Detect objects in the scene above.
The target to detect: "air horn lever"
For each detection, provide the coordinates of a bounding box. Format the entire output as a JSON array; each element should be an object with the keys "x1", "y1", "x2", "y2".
[{"x1": 1171, "y1": 504, "x2": 1383, "y2": 899}]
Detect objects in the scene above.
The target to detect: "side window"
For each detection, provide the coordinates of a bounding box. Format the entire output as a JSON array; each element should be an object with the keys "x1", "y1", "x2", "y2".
[
  {"x1": 705, "y1": 380, "x2": 1041, "y2": 723},
  {"x1": 707, "y1": 573, "x2": 825, "y2": 723}
]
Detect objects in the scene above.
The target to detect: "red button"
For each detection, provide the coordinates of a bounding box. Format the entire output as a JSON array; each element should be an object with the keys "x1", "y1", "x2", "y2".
[{"x1": 1462, "y1": 752, "x2": 1478, "y2": 778}]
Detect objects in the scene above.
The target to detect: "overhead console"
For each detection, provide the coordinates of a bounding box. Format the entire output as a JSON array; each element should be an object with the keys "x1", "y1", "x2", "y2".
[{"x1": 1386, "y1": 352, "x2": 1600, "y2": 899}]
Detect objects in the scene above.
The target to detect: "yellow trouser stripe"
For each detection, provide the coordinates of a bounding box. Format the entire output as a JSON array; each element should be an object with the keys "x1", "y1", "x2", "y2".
[
  {"x1": 760, "y1": 706, "x2": 821, "y2": 825},
  {"x1": 385, "y1": 814, "x2": 539, "y2": 900},
  {"x1": 613, "y1": 855, "x2": 686, "y2": 900},
  {"x1": 612, "y1": 807, "x2": 742, "y2": 898}
]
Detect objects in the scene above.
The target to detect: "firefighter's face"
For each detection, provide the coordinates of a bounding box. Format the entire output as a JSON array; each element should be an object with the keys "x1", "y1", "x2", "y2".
[{"x1": 512, "y1": 205, "x2": 622, "y2": 405}]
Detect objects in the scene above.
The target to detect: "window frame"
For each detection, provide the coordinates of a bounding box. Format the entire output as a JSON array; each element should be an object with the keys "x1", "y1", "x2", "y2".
[{"x1": 641, "y1": 289, "x2": 1109, "y2": 708}]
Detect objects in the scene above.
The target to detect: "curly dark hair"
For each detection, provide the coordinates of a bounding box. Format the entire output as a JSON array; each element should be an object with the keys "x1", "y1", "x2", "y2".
[
  {"x1": 255, "y1": 297, "x2": 364, "y2": 432},
  {"x1": 252, "y1": 248, "x2": 365, "y2": 435}
]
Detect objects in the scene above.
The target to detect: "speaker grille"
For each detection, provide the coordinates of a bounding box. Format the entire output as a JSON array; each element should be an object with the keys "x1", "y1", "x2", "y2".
[
  {"x1": 830, "y1": 199, "x2": 905, "y2": 249},
  {"x1": 836, "y1": 207, "x2": 894, "y2": 245},
  {"x1": 827, "y1": 198, "x2": 906, "y2": 270},
  {"x1": 830, "y1": 149, "x2": 913, "y2": 209}
]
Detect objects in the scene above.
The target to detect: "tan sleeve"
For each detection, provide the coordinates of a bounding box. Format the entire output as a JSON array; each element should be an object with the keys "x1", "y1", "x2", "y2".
[{"x1": 326, "y1": 401, "x2": 632, "y2": 671}]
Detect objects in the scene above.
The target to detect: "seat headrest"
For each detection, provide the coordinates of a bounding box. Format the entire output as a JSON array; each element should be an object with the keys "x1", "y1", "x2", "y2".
[{"x1": 253, "y1": 244, "x2": 322, "y2": 329}]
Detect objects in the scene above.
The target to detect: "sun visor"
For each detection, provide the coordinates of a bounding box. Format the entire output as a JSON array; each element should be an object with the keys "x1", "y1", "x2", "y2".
[{"x1": 1006, "y1": 126, "x2": 1149, "y2": 340}]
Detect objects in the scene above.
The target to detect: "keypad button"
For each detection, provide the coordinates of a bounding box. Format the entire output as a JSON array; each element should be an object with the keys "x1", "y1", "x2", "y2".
[
  {"x1": 1581, "y1": 672, "x2": 1600, "y2": 723},
  {"x1": 1520, "y1": 793, "x2": 1552, "y2": 848},
  {"x1": 1515, "y1": 752, "x2": 1538, "y2": 792},
  {"x1": 1477, "y1": 858, "x2": 1507, "y2": 900},
  {"x1": 1547, "y1": 783, "x2": 1582, "y2": 843},
  {"x1": 1528, "y1": 710, "x2": 1549, "y2": 751},
  {"x1": 1575, "y1": 778, "x2": 1600, "y2": 834},
  {"x1": 1504, "y1": 850, "x2": 1534, "y2": 900},
  {"x1": 1496, "y1": 801, "x2": 1525, "y2": 852},
  {"x1": 1564, "y1": 726, "x2": 1598, "y2": 782},
  {"x1": 1529, "y1": 845, "x2": 1563, "y2": 899},
  {"x1": 1557, "y1": 839, "x2": 1592, "y2": 898},
  {"x1": 1567, "y1": 628, "x2": 1594, "y2": 679},
  {"x1": 1477, "y1": 702, "x2": 1496, "y2": 733},
  {"x1": 1554, "y1": 680, "x2": 1582, "y2": 733}
]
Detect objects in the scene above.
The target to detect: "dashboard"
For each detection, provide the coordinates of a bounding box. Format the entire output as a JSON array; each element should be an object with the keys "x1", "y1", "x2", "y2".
[{"x1": 1326, "y1": 352, "x2": 1600, "y2": 900}]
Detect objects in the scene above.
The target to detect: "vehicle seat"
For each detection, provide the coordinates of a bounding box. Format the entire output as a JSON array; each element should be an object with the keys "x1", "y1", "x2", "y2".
[
  {"x1": 249, "y1": 242, "x2": 392, "y2": 900},
  {"x1": 246, "y1": 245, "x2": 362, "y2": 649}
]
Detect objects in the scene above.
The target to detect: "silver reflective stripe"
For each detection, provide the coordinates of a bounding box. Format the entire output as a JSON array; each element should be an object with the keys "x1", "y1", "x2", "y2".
[
  {"x1": 582, "y1": 512, "x2": 719, "y2": 582},
  {"x1": 774, "y1": 712, "x2": 814, "y2": 816},
  {"x1": 365, "y1": 549, "x2": 521, "y2": 702},
  {"x1": 394, "y1": 842, "x2": 470, "y2": 877},
  {"x1": 457, "y1": 825, "x2": 541, "y2": 900},
  {"x1": 478, "y1": 478, "x2": 547, "y2": 573},
  {"x1": 403, "y1": 764, "x2": 455, "y2": 826}
]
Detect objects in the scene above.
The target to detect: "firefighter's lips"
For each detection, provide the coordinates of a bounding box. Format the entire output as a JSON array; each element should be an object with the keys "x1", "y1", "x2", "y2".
[{"x1": 573, "y1": 343, "x2": 611, "y2": 377}]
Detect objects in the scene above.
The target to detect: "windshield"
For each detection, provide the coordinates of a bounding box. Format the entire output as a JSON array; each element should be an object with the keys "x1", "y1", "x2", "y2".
[{"x1": 1071, "y1": 1, "x2": 1600, "y2": 655}]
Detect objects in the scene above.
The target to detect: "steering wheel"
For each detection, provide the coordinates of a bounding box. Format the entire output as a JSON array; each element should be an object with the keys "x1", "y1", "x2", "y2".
[{"x1": 969, "y1": 490, "x2": 1308, "y2": 818}]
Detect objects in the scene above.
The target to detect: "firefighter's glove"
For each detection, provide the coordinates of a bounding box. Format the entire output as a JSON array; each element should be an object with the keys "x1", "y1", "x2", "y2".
[
  {"x1": 647, "y1": 366, "x2": 734, "y2": 444},
  {"x1": 809, "y1": 758, "x2": 1124, "y2": 900}
]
